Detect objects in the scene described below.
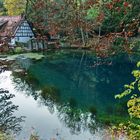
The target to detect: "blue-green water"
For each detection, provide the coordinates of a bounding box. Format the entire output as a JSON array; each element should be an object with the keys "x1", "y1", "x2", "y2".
[
  {"x1": 0, "y1": 50, "x2": 139, "y2": 140},
  {"x1": 29, "y1": 51, "x2": 135, "y2": 114}
]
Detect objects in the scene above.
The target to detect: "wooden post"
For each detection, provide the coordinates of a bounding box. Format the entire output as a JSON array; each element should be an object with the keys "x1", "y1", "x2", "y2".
[
  {"x1": 80, "y1": 28, "x2": 85, "y2": 47},
  {"x1": 31, "y1": 39, "x2": 33, "y2": 51},
  {"x1": 37, "y1": 39, "x2": 39, "y2": 51},
  {"x1": 42, "y1": 39, "x2": 45, "y2": 51}
]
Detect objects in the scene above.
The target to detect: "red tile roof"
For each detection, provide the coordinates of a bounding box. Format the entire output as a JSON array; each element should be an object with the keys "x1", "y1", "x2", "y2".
[{"x1": 0, "y1": 16, "x2": 22, "y2": 37}]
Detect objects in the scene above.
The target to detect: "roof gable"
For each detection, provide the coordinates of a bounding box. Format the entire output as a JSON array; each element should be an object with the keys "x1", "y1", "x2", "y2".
[
  {"x1": 14, "y1": 20, "x2": 35, "y2": 37},
  {"x1": 0, "y1": 20, "x2": 8, "y2": 31},
  {"x1": 0, "y1": 16, "x2": 22, "y2": 37},
  {"x1": 0, "y1": 20, "x2": 8, "y2": 27}
]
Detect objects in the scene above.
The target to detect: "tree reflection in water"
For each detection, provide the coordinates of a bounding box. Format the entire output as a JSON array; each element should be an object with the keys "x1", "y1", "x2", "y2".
[
  {"x1": 10, "y1": 51, "x2": 137, "y2": 139},
  {"x1": 11, "y1": 72, "x2": 103, "y2": 135},
  {"x1": 0, "y1": 88, "x2": 25, "y2": 134},
  {"x1": 42, "y1": 90, "x2": 98, "y2": 134},
  {"x1": 11, "y1": 57, "x2": 133, "y2": 138},
  {"x1": 12, "y1": 72, "x2": 39, "y2": 101}
]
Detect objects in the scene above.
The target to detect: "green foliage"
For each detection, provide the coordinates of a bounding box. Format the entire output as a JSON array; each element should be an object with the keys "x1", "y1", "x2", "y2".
[
  {"x1": 115, "y1": 62, "x2": 140, "y2": 99},
  {"x1": 129, "y1": 40, "x2": 140, "y2": 52},
  {"x1": 97, "y1": 113, "x2": 129, "y2": 126},
  {"x1": 127, "y1": 95, "x2": 140, "y2": 118},
  {"x1": 137, "y1": 62, "x2": 140, "y2": 67},
  {"x1": 102, "y1": 0, "x2": 140, "y2": 33},
  {"x1": 24, "y1": 0, "x2": 140, "y2": 55},
  {"x1": 86, "y1": 6, "x2": 100, "y2": 20},
  {"x1": 114, "y1": 61, "x2": 140, "y2": 139},
  {"x1": 14, "y1": 47, "x2": 23, "y2": 54},
  {"x1": 111, "y1": 37, "x2": 127, "y2": 53},
  {"x1": 0, "y1": 0, "x2": 6, "y2": 15},
  {"x1": 111, "y1": 121, "x2": 140, "y2": 140},
  {"x1": 4, "y1": 0, "x2": 26, "y2": 15}
]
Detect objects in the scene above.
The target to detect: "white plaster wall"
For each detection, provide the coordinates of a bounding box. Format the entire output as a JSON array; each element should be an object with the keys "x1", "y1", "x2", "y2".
[
  {"x1": 15, "y1": 37, "x2": 33, "y2": 43},
  {"x1": 11, "y1": 38, "x2": 16, "y2": 45}
]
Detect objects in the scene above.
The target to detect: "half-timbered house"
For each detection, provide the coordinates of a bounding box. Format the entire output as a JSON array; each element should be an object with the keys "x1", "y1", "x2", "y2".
[{"x1": 0, "y1": 16, "x2": 35, "y2": 46}]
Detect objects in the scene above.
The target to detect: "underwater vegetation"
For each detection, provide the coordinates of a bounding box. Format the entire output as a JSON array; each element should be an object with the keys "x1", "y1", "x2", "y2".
[{"x1": 41, "y1": 85, "x2": 61, "y2": 103}]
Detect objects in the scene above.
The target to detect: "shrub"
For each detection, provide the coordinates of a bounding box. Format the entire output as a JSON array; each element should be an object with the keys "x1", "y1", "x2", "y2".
[
  {"x1": 14, "y1": 47, "x2": 23, "y2": 54},
  {"x1": 112, "y1": 61, "x2": 140, "y2": 139}
]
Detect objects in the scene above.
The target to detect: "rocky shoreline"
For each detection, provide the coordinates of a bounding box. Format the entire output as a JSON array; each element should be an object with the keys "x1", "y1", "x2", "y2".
[
  {"x1": 0, "y1": 52, "x2": 44, "y2": 75},
  {"x1": 0, "y1": 58, "x2": 26, "y2": 75}
]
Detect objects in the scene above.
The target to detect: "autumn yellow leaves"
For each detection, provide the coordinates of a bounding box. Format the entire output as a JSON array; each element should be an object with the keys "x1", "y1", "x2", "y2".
[{"x1": 4, "y1": 0, "x2": 26, "y2": 15}]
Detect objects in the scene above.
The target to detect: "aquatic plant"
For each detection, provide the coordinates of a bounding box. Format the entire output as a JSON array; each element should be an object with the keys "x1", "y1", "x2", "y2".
[
  {"x1": 113, "y1": 102, "x2": 127, "y2": 116},
  {"x1": 97, "y1": 114, "x2": 129, "y2": 126},
  {"x1": 41, "y1": 85, "x2": 60, "y2": 103},
  {"x1": 25, "y1": 72, "x2": 39, "y2": 86},
  {"x1": 89, "y1": 106, "x2": 97, "y2": 116},
  {"x1": 69, "y1": 98, "x2": 77, "y2": 108}
]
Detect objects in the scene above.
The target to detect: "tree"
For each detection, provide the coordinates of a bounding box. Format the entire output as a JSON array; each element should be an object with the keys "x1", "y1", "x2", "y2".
[
  {"x1": 27, "y1": 0, "x2": 103, "y2": 47},
  {"x1": 25, "y1": 0, "x2": 140, "y2": 57},
  {"x1": 4, "y1": 0, "x2": 26, "y2": 15},
  {"x1": 102, "y1": 0, "x2": 140, "y2": 35},
  {"x1": 0, "y1": 0, "x2": 6, "y2": 15},
  {"x1": 113, "y1": 62, "x2": 140, "y2": 139}
]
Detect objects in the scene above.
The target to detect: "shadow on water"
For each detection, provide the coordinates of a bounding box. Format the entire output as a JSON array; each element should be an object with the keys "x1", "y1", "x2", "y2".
[{"x1": 10, "y1": 50, "x2": 139, "y2": 136}]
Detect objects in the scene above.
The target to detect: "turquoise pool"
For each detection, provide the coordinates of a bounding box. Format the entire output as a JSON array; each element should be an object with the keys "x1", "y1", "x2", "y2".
[{"x1": 0, "y1": 50, "x2": 138, "y2": 139}]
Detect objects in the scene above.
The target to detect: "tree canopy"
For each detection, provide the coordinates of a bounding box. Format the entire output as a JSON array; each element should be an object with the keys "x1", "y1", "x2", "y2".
[
  {"x1": 0, "y1": 0, "x2": 140, "y2": 56},
  {"x1": 4, "y1": 0, "x2": 26, "y2": 15}
]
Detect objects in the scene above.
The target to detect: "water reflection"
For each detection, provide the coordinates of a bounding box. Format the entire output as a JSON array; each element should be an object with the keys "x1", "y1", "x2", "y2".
[
  {"x1": 11, "y1": 73, "x2": 125, "y2": 137},
  {"x1": 57, "y1": 104, "x2": 96, "y2": 134},
  {"x1": 12, "y1": 71, "x2": 39, "y2": 101},
  {"x1": 12, "y1": 72, "x2": 99, "y2": 135},
  {"x1": 0, "y1": 88, "x2": 25, "y2": 134},
  {"x1": 9, "y1": 51, "x2": 138, "y2": 139}
]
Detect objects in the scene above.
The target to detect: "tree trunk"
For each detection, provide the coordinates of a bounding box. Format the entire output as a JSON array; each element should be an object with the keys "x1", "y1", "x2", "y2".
[{"x1": 80, "y1": 28, "x2": 85, "y2": 47}]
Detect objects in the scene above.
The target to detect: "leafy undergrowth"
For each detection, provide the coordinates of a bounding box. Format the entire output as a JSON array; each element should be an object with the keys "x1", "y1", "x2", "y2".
[{"x1": 111, "y1": 61, "x2": 140, "y2": 140}]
